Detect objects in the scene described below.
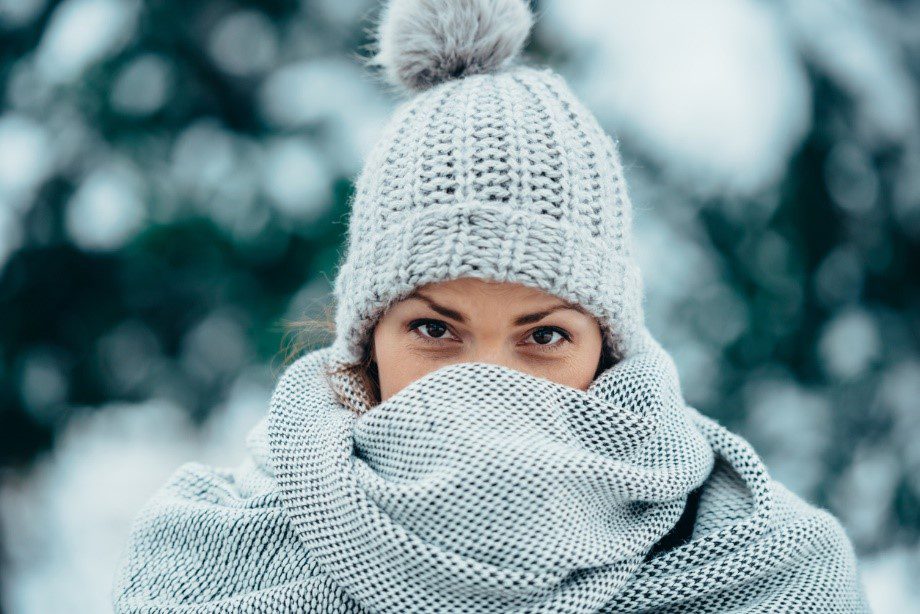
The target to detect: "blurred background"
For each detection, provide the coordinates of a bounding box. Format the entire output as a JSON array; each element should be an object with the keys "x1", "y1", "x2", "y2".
[{"x1": 0, "y1": 0, "x2": 918, "y2": 612}]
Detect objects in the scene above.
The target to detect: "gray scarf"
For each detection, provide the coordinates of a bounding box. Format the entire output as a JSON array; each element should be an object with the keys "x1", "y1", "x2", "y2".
[{"x1": 112, "y1": 332, "x2": 870, "y2": 612}]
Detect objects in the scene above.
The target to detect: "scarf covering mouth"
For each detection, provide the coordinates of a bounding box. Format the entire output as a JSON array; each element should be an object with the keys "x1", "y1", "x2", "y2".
[{"x1": 112, "y1": 331, "x2": 871, "y2": 613}]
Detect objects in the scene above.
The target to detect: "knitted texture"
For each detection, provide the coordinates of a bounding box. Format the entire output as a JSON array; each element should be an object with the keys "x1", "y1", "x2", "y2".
[
  {"x1": 331, "y1": 0, "x2": 645, "y2": 364},
  {"x1": 111, "y1": 330, "x2": 870, "y2": 612}
]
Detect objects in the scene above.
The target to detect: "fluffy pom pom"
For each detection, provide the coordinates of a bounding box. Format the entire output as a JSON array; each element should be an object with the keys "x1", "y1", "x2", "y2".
[{"x1": 366, "y1": 0, "x2": 535, "y2": 93}]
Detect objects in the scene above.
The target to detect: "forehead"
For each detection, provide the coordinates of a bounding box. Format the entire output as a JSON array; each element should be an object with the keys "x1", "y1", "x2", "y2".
[{"x1": 398, "y1": 279, "x2": 593, "y2": 321}]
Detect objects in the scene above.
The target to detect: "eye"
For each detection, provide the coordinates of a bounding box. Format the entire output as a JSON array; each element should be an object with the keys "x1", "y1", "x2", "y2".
[
  {"x1": 523, "y1": 326, "x2": 571, "y2": 350},
  {"x1": 408, "y1": 319, "x2": 460, "y2": 344}
]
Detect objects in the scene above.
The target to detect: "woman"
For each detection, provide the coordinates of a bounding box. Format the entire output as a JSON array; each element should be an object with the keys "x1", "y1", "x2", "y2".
[{"x1": 112, "y1": 0, "x2": 871, "y2": 611}]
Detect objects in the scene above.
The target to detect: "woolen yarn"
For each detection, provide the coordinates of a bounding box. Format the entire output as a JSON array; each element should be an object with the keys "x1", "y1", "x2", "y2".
[{"x1": 331, "y1": 0, "x2": 646, "y2": 364}]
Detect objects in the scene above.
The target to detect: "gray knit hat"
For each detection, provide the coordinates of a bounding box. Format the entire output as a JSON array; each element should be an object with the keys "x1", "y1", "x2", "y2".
[{"x1": 330, "y1": 0, "x2": 648, "y2": 365}]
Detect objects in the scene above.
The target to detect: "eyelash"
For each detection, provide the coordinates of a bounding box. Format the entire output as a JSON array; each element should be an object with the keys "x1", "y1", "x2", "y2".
[{"x1": 407, "y1": 319, "x2": 572, "y2": 351}]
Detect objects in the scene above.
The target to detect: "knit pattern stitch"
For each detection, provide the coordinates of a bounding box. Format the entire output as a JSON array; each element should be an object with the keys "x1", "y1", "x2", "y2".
[{"x1": 111, "y1": 330, "x2": 870, "y2": 612}]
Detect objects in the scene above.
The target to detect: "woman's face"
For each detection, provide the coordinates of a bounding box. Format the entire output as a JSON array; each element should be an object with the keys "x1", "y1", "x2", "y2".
[{"x1": 371, "y1": 277, "x2": 604, "y2": 403}]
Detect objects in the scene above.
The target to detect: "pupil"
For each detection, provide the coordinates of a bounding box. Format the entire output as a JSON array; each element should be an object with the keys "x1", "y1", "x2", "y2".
[
  {"x1": 533, "y1": 328, "x2": 553, "y2": 344},
  {"x1": 427, "y1": 322, "x2": 446, "y2": 337}
]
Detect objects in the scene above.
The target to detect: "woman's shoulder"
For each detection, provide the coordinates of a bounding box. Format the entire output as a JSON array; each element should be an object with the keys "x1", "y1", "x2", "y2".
[
  {"x1": 655, "y1": 408, "x2": 871, "y2": 611},
  {"x1": 153, "y1": 412, "x2": 280, "y2": 505},
  {"x1": 685, "y1": 407, "x2": 860, "y2": 553},
  {"x1": 110, "y1": 416, "x2": 326, "y2": 612}
]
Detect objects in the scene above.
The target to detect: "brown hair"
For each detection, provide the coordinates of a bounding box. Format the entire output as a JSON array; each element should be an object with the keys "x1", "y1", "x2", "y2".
[
  {"x1": 279, "y1": 301, "x2": 380, "y2": 415},
  {"x1": 280, "y1": 301, "x2": 619, "y2": 413}
]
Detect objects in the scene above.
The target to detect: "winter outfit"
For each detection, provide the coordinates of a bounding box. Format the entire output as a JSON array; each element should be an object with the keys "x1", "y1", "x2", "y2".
[{"x1": 111, "y1": 0, "x2": 871, "y2": 612}]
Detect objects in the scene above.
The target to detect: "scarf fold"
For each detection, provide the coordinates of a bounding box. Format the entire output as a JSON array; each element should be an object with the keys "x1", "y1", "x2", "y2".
[
  {"x1": 112, "y1": 332, "x2": 871, "y2": 613},
  {"x1": 268, "y1": 331, "x2": 714, "y2": 612}
]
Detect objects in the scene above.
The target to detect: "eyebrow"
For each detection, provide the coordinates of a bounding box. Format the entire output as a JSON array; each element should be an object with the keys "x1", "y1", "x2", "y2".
[{"x1": 402, "y1": 289, "x2": 590, "y2": 326}]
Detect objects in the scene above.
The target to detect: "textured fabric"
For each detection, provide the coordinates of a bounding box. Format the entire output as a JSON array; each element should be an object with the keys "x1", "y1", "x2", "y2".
[
  {"x1": 111, "y1": 329, "x2": 871, "y2": 612},
  {"x1": 331, "y1": 0, "x2": 646, "y2": 364}
]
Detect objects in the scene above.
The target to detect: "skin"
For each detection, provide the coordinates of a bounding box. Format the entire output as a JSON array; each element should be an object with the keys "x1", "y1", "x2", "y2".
[{"x1": 371, "y1": 277, "x2": 604, "y2": 403}]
